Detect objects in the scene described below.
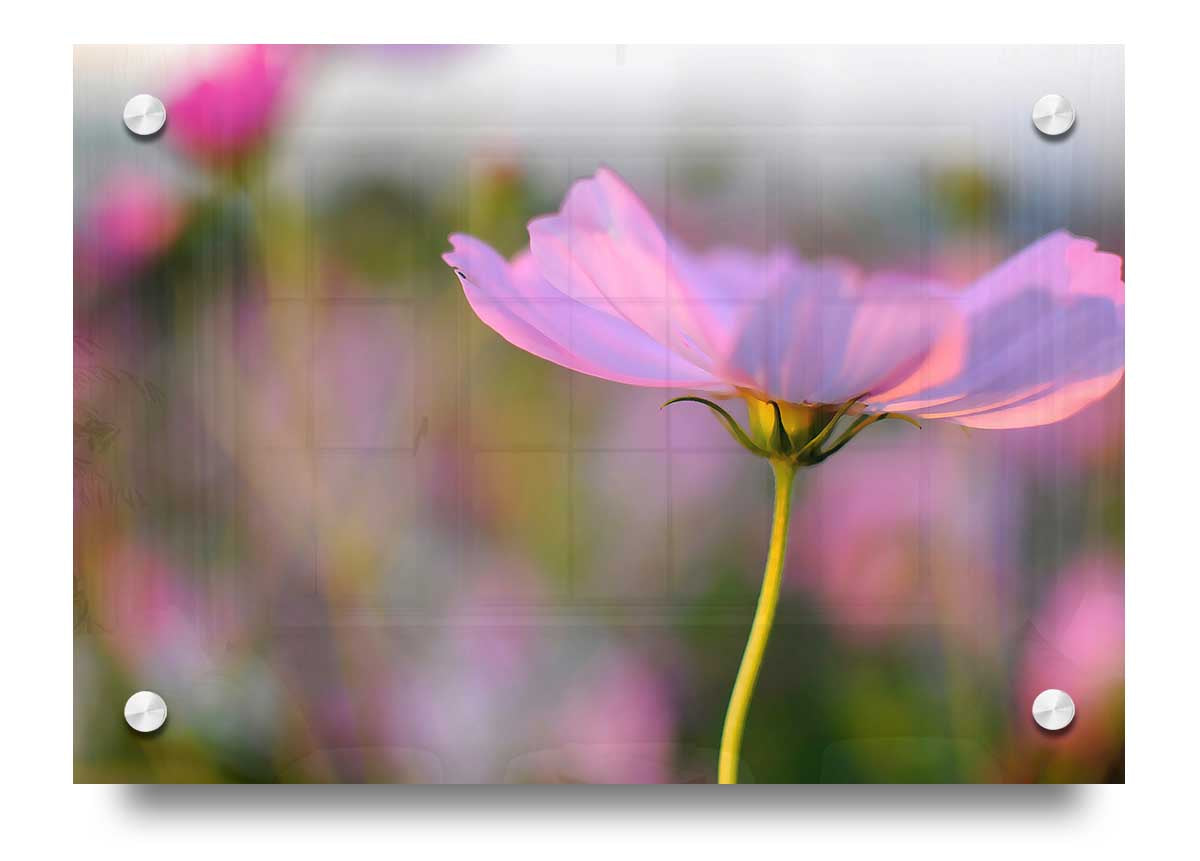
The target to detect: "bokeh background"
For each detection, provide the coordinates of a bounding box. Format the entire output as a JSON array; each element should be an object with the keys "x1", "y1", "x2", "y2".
[{"x1": 74, "y1": 45, "x2": 1123, "y2": 783}]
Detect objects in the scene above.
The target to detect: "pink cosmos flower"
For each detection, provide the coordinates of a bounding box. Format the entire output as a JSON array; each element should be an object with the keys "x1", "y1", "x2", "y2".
[
  {"x1": 442, "y1": 166, "x2": 1125, "y2": 784},
  {"x1": 167, "y1": 45, "x2": 297, "y2": 163},
  {"x1": 443, "y1": 167, "x2": 1123, "y2": 432}
]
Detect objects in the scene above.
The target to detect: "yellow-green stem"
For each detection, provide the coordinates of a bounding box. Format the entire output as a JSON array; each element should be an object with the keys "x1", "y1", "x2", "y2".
[{"x1": 718, "y1": 459, "x2": 797, "y2": 784}]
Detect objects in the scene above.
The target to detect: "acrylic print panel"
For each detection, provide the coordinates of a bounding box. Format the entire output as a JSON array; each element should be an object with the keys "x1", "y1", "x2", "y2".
[{"x1": 73, "y1": 45, "x2": 1124, "y2": 784}]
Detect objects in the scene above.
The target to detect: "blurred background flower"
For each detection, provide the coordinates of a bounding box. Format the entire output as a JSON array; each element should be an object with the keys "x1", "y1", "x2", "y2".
[
  {"x1": 167, "y1": 44, "x2": 302, "y2": 165},
  {"x1": 75, "y1": 170, "x2": 183, "y2": 294},
  {"x1": 1006, "y1": 552, "x2": 1124, "y2": 781},
  {"x1": 789, "y1": 431, "x2": 1017, "y2": 650}
]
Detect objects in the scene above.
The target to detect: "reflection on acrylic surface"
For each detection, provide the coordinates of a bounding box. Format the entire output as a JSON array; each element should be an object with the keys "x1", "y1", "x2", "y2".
[{"x1": 74, "y1": 45, "x2": 1123, "y2": 783}]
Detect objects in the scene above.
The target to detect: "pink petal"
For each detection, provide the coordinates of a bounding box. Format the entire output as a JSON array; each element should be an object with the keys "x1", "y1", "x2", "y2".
[
  {"x1": 718, "y1": 260, "x2": 959, "y2": 405},
  {"x1": 875, "y1": 232, "x2": 1124, "y2": 428},
  {"x1": 674, "y1": 247, "x2": 802, "y2": 359},
  {"x1": 527, "y1": 168, "x2": 744, "y2": 371},
  {"x1": 443, "y1": 234, "x2": 726, "y2": 390},
  {"x1": 448, "y1": 168, "x2": 1123, "y2": 432}
]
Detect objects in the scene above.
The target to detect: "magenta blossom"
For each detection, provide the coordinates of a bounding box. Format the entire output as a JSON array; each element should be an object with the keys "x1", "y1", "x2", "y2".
[
  {"x1": 77, "y1": 170, "x2": 182, "y2": 286},
  {"x1": 1019, "y1": 554, "x2": 1124, "y2": 723},
  {"x1": 167, "y1": 45, "x2": 296, "y2": 164},
  {"x1": 444, "y1": 168, "x2": 1123, "y2": 436},
  {"x1": 442, "y1": 167, "x2": 1125, "y2": 784},
  {"x1": 1012, "y1": 553, "x2": 1123, "y2": 776}
]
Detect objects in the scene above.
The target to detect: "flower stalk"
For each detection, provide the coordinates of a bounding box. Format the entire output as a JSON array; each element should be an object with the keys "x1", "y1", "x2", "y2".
[
  {"x1": 664, "y1": 393, "x2": 922, "y2": 783},
  {"x1": 718, "y1": 458, "x2": 796, "y2": 784}
]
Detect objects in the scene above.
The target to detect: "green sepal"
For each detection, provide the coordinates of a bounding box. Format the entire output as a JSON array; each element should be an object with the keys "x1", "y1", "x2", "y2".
[
  {"x1": 768, "y1": 401, "x2": 792, "y2": 454},
  {"x1": 793, "y1": 394, "x2": 861, "y2": 462},
  {"x1": 884, "y1": 412, "x2": 923, "y2": 430},
  {"x1": 661, "y1": 397, "x2": 770, "y2": 458},
  {"x1": 813, "y1": 411, "x2": 922, "y2": 462}
]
